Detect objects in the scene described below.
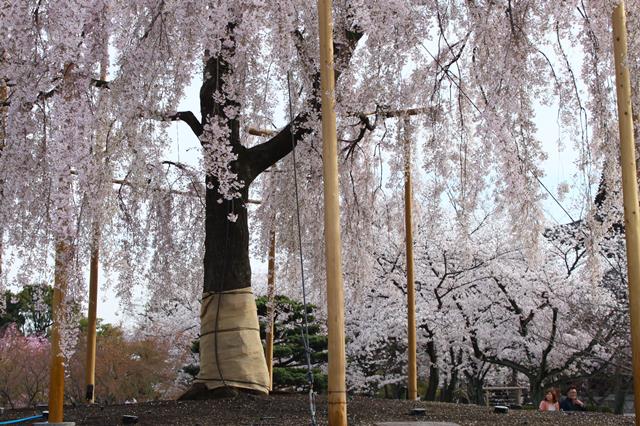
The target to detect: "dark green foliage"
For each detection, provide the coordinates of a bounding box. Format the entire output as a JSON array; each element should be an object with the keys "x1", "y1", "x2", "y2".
[
  {"x1": 273, "y1": 367, "x2": 327, "y2": 391},
  {"x1": 0, "y1": 283, "x2": 53, "y2": 336},
  {"x1": 256, "y1": 295, "x2": 328, "y2": 391}
]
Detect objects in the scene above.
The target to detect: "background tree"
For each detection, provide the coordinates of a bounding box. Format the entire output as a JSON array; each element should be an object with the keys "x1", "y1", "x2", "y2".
[
  {"x1": 1, "y1": 284, "x2": 53, "y2": 336},
  {"x1": 0, "y1": 323, "x2": 50, "y2": 409},
  {"x1": 256, "y1": 295, "x2": 328, "y2": 392}
]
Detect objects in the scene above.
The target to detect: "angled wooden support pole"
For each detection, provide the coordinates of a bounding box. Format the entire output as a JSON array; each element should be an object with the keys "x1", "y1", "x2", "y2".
[
  {"x1": 317, "y1": 0, "x2": 348, "y2": 423},
  {"x1": 612, "y1": 3, "x2": 640, "y2": 425}
]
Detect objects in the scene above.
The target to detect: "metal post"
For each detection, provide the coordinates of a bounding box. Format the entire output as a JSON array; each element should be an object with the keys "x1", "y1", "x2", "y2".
[
  {"x1": 403, "y1": 119, "x2": 417, "y2": 400},
  {"x1": 265, "y1": 230, "x2": 276, "y2": 390},
  {"x1": 612, "y1": 3, "x2": 640, "y2": 425},
  {"x1": 317, "y1": 0, "x2": 348, "y2": 423}
]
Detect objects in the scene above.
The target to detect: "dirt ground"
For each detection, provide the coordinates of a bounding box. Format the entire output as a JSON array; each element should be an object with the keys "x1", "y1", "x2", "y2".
[{"x1": 0, "y1": 394, "x2": 633, "y2": 425}]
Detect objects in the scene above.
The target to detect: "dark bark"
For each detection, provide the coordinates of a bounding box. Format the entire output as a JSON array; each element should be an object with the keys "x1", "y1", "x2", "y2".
[
  {"x1": 443, "y1": 372, "x2": 458, "y2": 402},
  {"x1": 442, "y1": 348, "x2": 461, "y2": 402},
  {"x1": 529, "y1": 378, "x2": 543, "y2": 404},
  {"x1": 613, "y1": 366, "x2": 630, "y2": 414},
  {"x1": 188, "y1": 24, "x2": 363, "y2": 294},
  {"x1": 199, "y1": 43, "x2": 255, "y2": 293},
  {"x1": 424, "y1": 339, "x2": 439, "y2": 401},
  {"x1": 464, "y1": 371, "x2": 487, "y2": 405}
]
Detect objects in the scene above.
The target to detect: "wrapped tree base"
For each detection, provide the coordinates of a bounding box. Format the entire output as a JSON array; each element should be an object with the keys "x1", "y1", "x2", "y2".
[{"x1": 192, "y1": 288, "x2": 270, "y2": 395}]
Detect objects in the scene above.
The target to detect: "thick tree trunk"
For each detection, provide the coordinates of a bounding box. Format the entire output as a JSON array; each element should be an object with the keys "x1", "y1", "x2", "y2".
[
  {"x1": 443, "y1": 369, "x2": 458, "y2": 402},
  {"x1": 424, "y1": 340, "x2": 439, "y2": 401},
  {"x1": 181, "y1": 45, "x2": 270, "y2": 397},
  {"x1": 466, "y1": 375, "x2": 486, "y2": 405},
  {"x1": 529, "y1": 377, "x2": 543, "y2": 404},
  {"x1": 177, "y1": 19, "x2": 363, "y2": 400},
  {"x1": 614, "y1": 367, "x2": 630, "y2": 414}
]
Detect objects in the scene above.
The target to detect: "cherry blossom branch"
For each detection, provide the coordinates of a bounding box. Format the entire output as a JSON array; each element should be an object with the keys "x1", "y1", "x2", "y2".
[{"x1": 0, "y1": 78, "x2": 111, "y2": 108}]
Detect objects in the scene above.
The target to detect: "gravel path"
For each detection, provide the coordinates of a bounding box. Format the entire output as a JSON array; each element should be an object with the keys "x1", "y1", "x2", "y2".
[{"x1": 0, "y1": 394, "x2": 632, "y2": 425}]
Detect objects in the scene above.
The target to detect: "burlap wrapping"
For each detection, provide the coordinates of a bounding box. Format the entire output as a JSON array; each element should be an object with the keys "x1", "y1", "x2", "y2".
[{"x1": 195, "y1": 289, "x2": 270, "y2": 394}]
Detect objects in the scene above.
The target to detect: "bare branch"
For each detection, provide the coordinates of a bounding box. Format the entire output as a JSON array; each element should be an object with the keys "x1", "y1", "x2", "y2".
[{"x1": 163, "y1": 111, "x2": 204, "y2": 137}]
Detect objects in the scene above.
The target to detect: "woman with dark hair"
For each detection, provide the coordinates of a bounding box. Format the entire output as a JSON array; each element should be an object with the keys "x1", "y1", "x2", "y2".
[{"x1": 539, "y1": 388, "x2": 560, "y2": 411}]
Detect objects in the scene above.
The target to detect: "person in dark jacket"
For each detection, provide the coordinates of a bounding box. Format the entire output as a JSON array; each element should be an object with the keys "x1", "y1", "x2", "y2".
[{"x1": 560, "y1": 386, "x2": 586, "y2": 411}]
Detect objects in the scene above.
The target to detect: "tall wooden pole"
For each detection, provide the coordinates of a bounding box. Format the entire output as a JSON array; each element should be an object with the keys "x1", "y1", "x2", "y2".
[
  {"x1": 48, "y1": 241, "x2": 73, "y2": 424},
  {"x1": 265, "y1": 230, "x2": 277, "y2": 390},
  {"x1": 317, "y1": 0, "x2": 347, "y2": 424},
  {"x1": 0, "y1": 81, "x2": 6, "y2": 280},
  {"x1": 85, "y1": 40, "x2": 108, "y2": 403},
  {"x1": 403, "y1": 119, "x2": 417, "y2": 400},
  {"x1": 84, "y1": 224, "x2": 100, "y2": 403},
  {"x1": 612, "y1": 3, "x2": 640, "y2": 425},
  {"x1": 46, "y1": 64, "x2": 78, "y2": 426}
]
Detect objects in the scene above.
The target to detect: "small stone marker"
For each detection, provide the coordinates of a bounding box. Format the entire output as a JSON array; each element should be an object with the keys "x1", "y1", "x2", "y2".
[
  {"x1": 122, "y1": 414, "x2": 139, "y2": 424},
  {"x1": 494, "y1": 405, "x2": 509, "y2": 414}
]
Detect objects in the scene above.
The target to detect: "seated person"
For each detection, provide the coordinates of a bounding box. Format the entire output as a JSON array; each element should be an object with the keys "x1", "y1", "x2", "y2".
[
  {"x1": 539, "y1": 388, "x2": 559, "y2": 411},
  {"x1": 559, "y1": 386, "x2": 586, "y2": 411}
]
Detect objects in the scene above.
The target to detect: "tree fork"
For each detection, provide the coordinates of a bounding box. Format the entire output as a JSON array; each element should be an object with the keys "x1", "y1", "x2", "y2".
[{"x1": 181, "y1": 11, "x2": 362, "y2": 402}]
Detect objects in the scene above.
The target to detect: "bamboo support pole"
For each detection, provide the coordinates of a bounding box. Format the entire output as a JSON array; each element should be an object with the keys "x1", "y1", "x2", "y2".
[
  {"x1": 265, "y1": 230, "x2": 277, "y2": 390},
  {"x1": 84, "y1": 224, "x2": 100, "y2": 403},
  {"x1": 612, "y1": 4, "x2": 640, "y2": 425},
  {"x1": 48, "y1": 241, "x2": 73, "y2": 423},
  {"x1": 317, "y1": 1, "x2": 347, "y2": 424},
  {"x1": 403, "y1": 120, "x2": 417, "y2": 400},
  {"x1": 46, "y1": 64, "x2": 79, "y2": 425},
  {"x1": 85, "y1": 51, "x2": 108, "y2": 404},
  {"x1": 0, "y1": 81, "x2": 6, "y2": 280}
]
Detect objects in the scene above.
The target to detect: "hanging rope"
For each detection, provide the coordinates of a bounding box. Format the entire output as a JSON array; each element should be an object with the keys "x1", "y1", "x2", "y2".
[{"x1": 287, "y1": 70, "x2": 318, "y2": 426}]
